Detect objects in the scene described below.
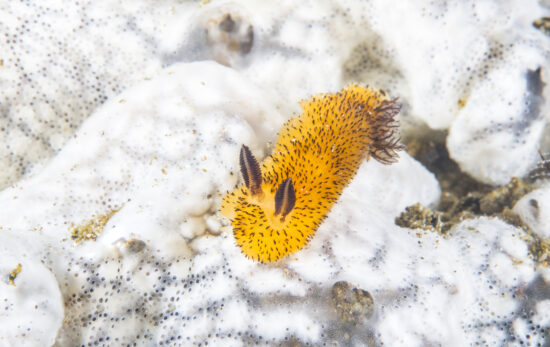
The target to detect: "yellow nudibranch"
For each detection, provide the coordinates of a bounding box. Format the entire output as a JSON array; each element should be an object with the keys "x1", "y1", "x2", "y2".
[{"x1": 221, "y1": 85, "x2": 403, "y2": 262}]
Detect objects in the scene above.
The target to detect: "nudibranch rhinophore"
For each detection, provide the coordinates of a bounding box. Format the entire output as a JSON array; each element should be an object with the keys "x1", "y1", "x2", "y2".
[{"x1": 221, "y1": 85, "x2": 403, "y2": 262}]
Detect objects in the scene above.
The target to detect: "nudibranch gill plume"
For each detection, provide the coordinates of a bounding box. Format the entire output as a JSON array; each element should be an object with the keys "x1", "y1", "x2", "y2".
[{"x1": 221, "y1": 85, "x2": 403, "y2": 262}]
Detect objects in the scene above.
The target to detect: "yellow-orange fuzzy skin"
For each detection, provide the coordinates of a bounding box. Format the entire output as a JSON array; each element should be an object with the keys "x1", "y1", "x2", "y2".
[{"x1": 221, "y1": 85, "x2": 403, "y2": 262}]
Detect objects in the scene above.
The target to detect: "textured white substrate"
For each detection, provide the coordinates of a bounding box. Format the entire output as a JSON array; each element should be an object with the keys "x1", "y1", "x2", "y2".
[
  {"x1": 0, "y1": 244, "x2": 64, "y2": 347},
  {"x1": 1, "y1": 0, "x2": 549, "y2": 188},
  {"x1": 515, "y1": 183, "x2": 550, "y2": 239},
  {"x1": 1, "y1": 0, "x2": 550, "y2": 345},
  {"x1": 0, "y1": 61, "x2": 548, "y2": 346}
]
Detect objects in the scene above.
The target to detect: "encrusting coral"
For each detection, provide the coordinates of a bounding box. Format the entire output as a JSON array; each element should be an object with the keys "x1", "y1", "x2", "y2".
[{"x1": 222, "y1": 85, "x2": 403, "y2": 262}]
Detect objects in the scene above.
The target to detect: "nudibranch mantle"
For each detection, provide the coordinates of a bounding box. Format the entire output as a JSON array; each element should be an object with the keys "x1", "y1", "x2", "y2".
[{"x1": 221, "y1": 85, "x2": 403, "y2": 262}]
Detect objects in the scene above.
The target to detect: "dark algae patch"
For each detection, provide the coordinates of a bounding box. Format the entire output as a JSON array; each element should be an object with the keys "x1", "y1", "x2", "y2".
[{"x1": 397, "y1": 134, "x2": 550, "y2": 265}]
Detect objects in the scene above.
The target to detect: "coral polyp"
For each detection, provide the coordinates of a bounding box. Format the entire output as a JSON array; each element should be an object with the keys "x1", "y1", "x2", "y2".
[{"x1": 221, "y1": 85, "x2": 403, "y2": 262}]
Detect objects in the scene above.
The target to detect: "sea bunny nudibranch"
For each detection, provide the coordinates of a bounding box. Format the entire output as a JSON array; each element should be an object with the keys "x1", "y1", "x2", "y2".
[{"x1": 221, "y1": 85, "x2": 403, "y2": 262}]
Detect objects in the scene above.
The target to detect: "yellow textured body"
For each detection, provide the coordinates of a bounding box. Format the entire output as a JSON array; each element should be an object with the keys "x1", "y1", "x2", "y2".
[{"x1": 221, "y1": 85, "x2": 401, "y2": 262}]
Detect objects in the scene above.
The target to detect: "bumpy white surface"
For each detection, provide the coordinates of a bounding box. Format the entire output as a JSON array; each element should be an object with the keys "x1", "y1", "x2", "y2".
[
  {"x1": 514, "y1": 183, "x2": 550, "y2": 239},
  {"x1": 0, "y1": 0, "x2": 173, "y2": 188},
  {"x1": 0, "y1": 233, "x2": 64, "y2": 347},
  {"x1": 0, "y1": 61, "x2": 284, "y2": 345},
  {"x1": 350, "y1": 0, "x2": 550, "y2": 184},
  {"x1": 0, "y1": 60, "x2": 435, "y2": 345},
  {"x1": 1, "y1": 0, "x2": 550, "y2": 346},
  {"x1": 447, "y1": 61, "x2": 547, "y2": 184},
  {"x1": 3, "y1": 0, "x2": 548, "y2": 188},
  {"x1": 0, "y1": 60, "x2": 547, "y2": 346},
  {"x1": 0, "y1": 0, "x2": 353, "y2": 188}
]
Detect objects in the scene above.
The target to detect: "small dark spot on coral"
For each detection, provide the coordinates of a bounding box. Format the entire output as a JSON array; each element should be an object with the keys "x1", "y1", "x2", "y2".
[
  {"x1": 331, "y1": 281, "x2": 374, "y2": 325},
  {"x1": 533, "y1": 17, "x2": 550, "y2": 36},
  {"x1": 529, "y1": 199, "x2": 540, "y2": 219},
  {"x1": 126, "y1": 239, "x2": 146, "y2": 253},
  {"x1": 219, "y1": 14, "x2": 236, "y2": 33},
  {"x1": 241, "y1": 25, "x2": 254, "y2": 54},
  {"x1": 395, "y1": 203, "x2": 446, "y2": 234}
]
